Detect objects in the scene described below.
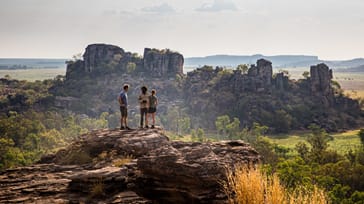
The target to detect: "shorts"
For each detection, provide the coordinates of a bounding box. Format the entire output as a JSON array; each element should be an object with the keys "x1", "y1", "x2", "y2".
[
  {"x1": 148, "y1": 107, "x2": 157, "y2": 113},
  {"x1": 140, "y1": 108, "x2": 148, "y2": 116},
  {"x1": 120, "y1": 106, "x2": 128, "y2": 117}
]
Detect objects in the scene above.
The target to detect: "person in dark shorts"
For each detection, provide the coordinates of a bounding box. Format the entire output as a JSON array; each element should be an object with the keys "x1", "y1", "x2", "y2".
[
  {"x1": 138, "y1": 86, "x2": 150, "y2": 128},
  {"x1": 118, "y1": 84, "x2": 130, "y2": 130},
  {"x1": 148, "y1": 89, "x2": 158, "y2": 129}
]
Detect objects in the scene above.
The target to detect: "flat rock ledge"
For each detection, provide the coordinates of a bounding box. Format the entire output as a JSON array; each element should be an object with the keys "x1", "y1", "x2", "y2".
[{"x1": 0, "y1": 128, "x2": 260, "y2": 203}]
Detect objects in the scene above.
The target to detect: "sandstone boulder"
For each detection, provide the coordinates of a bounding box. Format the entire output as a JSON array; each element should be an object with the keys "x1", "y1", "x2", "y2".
[
  {"x1": 1, "y1": 128, "x2": 260, "y2": 203},
  {"x1": 136, "y1": 140, "x2": 260, "y2": 203}
]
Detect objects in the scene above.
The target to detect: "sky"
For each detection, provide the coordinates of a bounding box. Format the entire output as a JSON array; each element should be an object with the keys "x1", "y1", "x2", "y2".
[{"x1": 0, "y1": 0, "x2": 363, "y2": 60}]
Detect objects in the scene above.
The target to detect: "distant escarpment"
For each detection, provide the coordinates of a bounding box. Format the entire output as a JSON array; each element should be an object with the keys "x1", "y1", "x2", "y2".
[
  {"x1": 54, "y1": 44, "x2": 363, "y2": 133},
  {"x1": 0, "y1": 128, "x2": 260, "y2": 203}
]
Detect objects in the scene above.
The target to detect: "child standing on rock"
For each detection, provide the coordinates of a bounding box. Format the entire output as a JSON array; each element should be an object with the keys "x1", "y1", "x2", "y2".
[{"x1": 148, "y1": 89, "x2": 158, "y2": 129}]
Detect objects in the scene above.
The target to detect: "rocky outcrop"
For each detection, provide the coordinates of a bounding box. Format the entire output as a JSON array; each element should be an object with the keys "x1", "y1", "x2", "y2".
[
  {"x1": 310, "y1": 63, "x2": 334, "y2": 106},
  {"x1": 0, "y1": 128, "x2": 260, "y2": 203},
  {"x1": 273, "y1": 72, "x2": 289, "y2": 91},
  {"x1": 136, "y1": 140, "x2": 259, "y2": 203},
  {"x1": 248, "y1": 59, "x2": 273, "y2": 87},
  {"x1": 83, "y1": 44, "x2": 126, "y2": 72},
  {"x1": 65, "y1": 44, "x2": 184, "y2": 79},
  {"x1": 143, "y1": 48, "x2": 184, "y2": 77}
]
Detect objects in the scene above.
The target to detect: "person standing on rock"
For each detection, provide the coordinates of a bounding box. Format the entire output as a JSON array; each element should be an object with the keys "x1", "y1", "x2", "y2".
[
  {"x1": 118, "y1": 84, "x2": 130, "y2": 130},
  {"x1": 148, "y1": 89, "x2": 158, "y2": 129},
  {"x1": 138, "y1": 86, "x2": 150, "y2": 128}
]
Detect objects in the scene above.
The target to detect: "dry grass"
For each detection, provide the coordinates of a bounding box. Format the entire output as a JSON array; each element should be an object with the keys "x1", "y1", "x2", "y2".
[
  {"x1": 112, "y1": 155, "x2": 134, "y2": 167},
  {"x1": 89, "y1": 178, "x2": 105, "y2": 198},
  {"x1": 288, "y1": 186, "x2": 328, "y2": 204},
  {"x1": 223, "y1": 164, "x2": 329, "y2": 204},
  {"x1": 344, "y1": 90, "x2": 364, "y2": 100}
]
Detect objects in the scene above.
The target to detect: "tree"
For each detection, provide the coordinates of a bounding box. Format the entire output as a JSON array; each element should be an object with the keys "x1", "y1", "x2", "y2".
[
  {"x1": 358, "y1": 129, "x2": 364, "y2": 147},
  {"x1": 178, "y1": 117, "x2": 191, "y2": 135},
  {"x1": 279, "y1": 69, "x2": 290, "y2": 78},
  {"x1": 302, "y1": 71, "x2": 310, "y2": 79},
  {"x1": 295, "y1": 142, "x2": 310, "y2": 162},
  {"x1": 236, "y1": 64, "x2": 249, "y2": 74},
  {"x1": 307, "y1": 124, "x2": 331, "y2": 163},
  {"x1": 251, "y1": 122, "x2": 268, "y2": 137},
  {"x1": 226, "y1": 117, "x2": 240, "y2": 139},
  {"x1": 160, "y1": 107, "x2": 179, "y2": 132},
  {"x1": 126, "y1": 62, "x2": 136, "y2": 73},
  {"x1": 277, "y1": 158, "x2": 312, "y2": 189},
  {"x1": 66, "y1": 53, "x2": 82, "y2": 65},
  {"x1": 272, "y1": 110, "x2": 292, "y2": 133},
  {"x1": 196, "y1": 128, "x2": 205, "y2": 142},
  {"x1": 215, "y1": 115, "x2": 231, "y2": 137}
]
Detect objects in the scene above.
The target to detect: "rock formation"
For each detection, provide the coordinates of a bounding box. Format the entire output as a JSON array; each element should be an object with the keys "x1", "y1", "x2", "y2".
[
  {"x1": 0, "y1": 128, "x2": 260, "y2": 203},
  {"x1": 248, "y1": 58, "x2": 273, "y2": 87},
  {"x1": 143, "y1": 48, "x2": 184, "y2": 77},
  {"x1": 310, "y1": 63, "x2": 334, "y2": 106},
  {"x1": 273, "y1": 72, "x2": 289, "y2": 91},
  {"x1": 65, "y1": 44, "x2": 184, "y2": 79},
  {"x1": 182, "y1": 59, "x2": 363, "y2": 131},
  {"x1": 83, "y1": 44, "x2": 126, "y2": 72}
]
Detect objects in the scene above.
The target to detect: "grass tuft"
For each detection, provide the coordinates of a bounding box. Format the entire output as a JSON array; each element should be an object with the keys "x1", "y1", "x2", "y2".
[
  {"x1": 223, "y1": 164, "x2": 329, "y2": 204},
  {"x1": 89, "y1": 177, "x2": 105, "y2": 198},
  {"x1": 112, "y1": 155, "x2": 134, "y2": 167}
]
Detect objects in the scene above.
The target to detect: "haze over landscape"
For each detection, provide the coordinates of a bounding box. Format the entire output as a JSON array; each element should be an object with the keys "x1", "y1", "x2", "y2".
[
  {"x1": 1, "y1": 0, "x2": 364, "y2": 59},
  {"x1": 1, "y1": 1, "x2": 364, "y2": 203}
]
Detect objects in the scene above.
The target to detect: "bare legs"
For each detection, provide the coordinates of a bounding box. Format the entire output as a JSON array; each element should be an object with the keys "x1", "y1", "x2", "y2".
[
  {"x1": 152, "y1": 113, "x2": 155, "y2": 126},
  {"x1": 148, "y1": 112, "x2": 155, "y2": 127}
]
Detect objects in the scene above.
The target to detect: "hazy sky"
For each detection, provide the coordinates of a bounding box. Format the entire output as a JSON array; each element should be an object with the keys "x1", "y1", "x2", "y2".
[{"x1": 1, "y1": 0, "x2": 363, "y2": 59}]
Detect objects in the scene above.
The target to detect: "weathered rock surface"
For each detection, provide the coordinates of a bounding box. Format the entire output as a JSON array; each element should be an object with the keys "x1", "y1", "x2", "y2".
[
  {"x1": 1, "y1": 128, "x2": 260, "y2": 203},
  {"x1": 136, "y1": 140, "x2": 259, "y2": 203},
  {"x1": 84, "y1": 44, "x2": 126, "y2": 72},
  {"x1": 65, "y1": 44, "x2": 184, "y2": 79},
  {"x1": 248, "y1": 58, "x2": 273, "y2": 88},
  {"x1": 143, "y1": 48, "x2": 184, "y2": 77},
  {"x1": 310, "y1": 63, "x2": 334, "y2": 106}
]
